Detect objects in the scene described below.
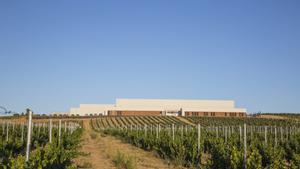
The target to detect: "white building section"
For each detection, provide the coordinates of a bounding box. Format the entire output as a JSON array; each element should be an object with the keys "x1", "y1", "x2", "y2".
[{"x1": 65, "y1": 98, "x2": 247, "y2": 117}]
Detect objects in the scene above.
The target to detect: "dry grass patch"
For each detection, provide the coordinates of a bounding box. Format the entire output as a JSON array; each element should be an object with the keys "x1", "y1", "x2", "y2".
[{"x1": 113, "y1": 151, "x2": 137, "y2": 169}]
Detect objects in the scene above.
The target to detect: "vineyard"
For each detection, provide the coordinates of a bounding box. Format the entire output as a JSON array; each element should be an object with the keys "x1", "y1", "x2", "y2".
[
  {"x1": 186, "y1": 116, "x2": 300, "y2": 127},
  {"x1": 92, "y1": 116, "x2": 188, "y2": 129},
  {"x1": 0, "y1": 117, "x2": 82, "y2": 168},
  {"x1": 2, "y1": 114, "x2": 300, "y2": 169},
  {"x1": 92, "y1": 116, "x2": 300, "y2": 169}
]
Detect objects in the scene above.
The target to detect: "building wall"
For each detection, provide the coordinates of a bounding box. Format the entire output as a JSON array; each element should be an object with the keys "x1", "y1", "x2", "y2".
[
  {"x1": 70, "y1": 104, "x2": 115, "y2": 116},
  {"x1": 108, "y1": 110, "x2": 162, "y2": 116},
  {"x1": 116, "y1": 99, "x2": 235, "y2": 109},
  {"x1": 185, "y1": 111, "x2": 246, "y2": 117},
  {"x1": 68, "y1": 98, "x2": 247, "y2": 117},
  {"x1": 50, "y1": 112, "x2": 69, "y2": 116}
]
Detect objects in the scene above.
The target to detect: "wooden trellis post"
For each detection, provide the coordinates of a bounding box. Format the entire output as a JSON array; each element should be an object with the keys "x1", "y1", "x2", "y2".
[
  {"x1": 64, "y1": 121, "x2": 67, "y2": 132},
  {"x1": 49, "y1": 119, "x2": 53, "y2": 143},
  {"x1": 172, "y1": 124, "x2": 175, "y2": 141},
  {"x1": 185, "y1": 125, "x2": 188, "y2": 134},
  {"x1": 58, "y1": 120, "x2": 62, "y2": 145},
  {"x1": 144, "y1": 124, "x2": 147, "y2": 138},
  {"x1": 156, "y1": 124, "x2": 159, "y2": 139},
  {"x1": 250, "y1": 126, "x2": 253, "y2": 140},
  {"x1": 21, "y1": 123, "x2": 24, "y2": 142},
  {"x1": 239, "y1": 125, "x2": 242, "y2": 143},
  {"x1": 1, "y1": 122, "x2": 4, "y2": 134},
  {"x1": 280, "y1": 127, "x2": 283, "y2": 142},
  {"x1": 6, "y1": 122, "x2": 9, "y2": 142},
  {"x1": 38, "y1": 123, "x2": 41, "y2": 136},
  {"x1": 225, "y1": 126, "x2": 228, "y2": 143},
  {"x1": 168, "y1": 125, "x2": 171, "y2": 137},
  {"x1": 198, "y1": 124, "x2": 201, "y2": 153},
  {"x1": 25, "y1": 109, "x2": 33, "y2": 162},
  {"x1": 158, "y1": 124, "x2": 161, "y2": 137},
  {"x1": 275, "y1": 127, "x2": 277, "y2": 147},
  {"x1": 181, "y1": 125, "x2": 183, "y2": 138},
  {"x1": 286, "y1": 126, "x2": 289, "y2": 140},
  {"x1": 244, "y1": 123, "x2": 247, "y2": 169},
  {"x1": 264, "y1": 126, "x2": 268, "y2": 145}
]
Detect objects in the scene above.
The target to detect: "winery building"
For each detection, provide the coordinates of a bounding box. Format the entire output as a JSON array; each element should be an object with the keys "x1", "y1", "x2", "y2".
[{"x1": 68, "y1": 98, "x2": 247, "y2": 117}]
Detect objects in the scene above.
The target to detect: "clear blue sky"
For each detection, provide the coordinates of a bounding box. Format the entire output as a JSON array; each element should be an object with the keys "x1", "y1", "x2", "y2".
[{"x1": 0, "y1": 0, "x2": 299, "y2": 114}]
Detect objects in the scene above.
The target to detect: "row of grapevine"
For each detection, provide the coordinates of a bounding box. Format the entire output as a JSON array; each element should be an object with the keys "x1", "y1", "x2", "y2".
[
  {"x1": 92, "y1": 116, "x2": 188, "y2": 129},
  {"x1": 186, "y1": 116, "x2": 300, "y2": 127},
  {"x1": 0, "y1": 113, "x2": 82, "y2": 168},
  {"x1": 93, "y1": 117, "x2": 300, "y2": 168}
]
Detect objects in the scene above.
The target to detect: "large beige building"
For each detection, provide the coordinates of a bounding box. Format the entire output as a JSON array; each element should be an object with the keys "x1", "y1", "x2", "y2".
[{"x1": 68, "y1": 98, "x2": 247, "y2": 117}]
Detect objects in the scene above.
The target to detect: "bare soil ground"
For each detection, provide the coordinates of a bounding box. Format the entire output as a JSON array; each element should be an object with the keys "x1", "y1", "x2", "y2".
[
  {"x1": 75, "y1": 120, "x2": 179, "y2": 169},
  {"x1": 74, "y1": 120, "x2": 115, "y2": 169}
]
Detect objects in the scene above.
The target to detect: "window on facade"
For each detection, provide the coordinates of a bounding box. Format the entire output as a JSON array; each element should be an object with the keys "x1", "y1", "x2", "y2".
[
  {"x1": 204, "y1": 112, "x2": 208, "y2": 116},
  {"x1": 229, "y1": 113, "x2": 236, "y2": 117}
]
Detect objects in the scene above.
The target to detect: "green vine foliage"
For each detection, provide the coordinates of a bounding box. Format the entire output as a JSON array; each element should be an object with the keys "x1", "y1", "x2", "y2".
[
  {"x1": 99, "y1": 119, "x2": 300, "y2": 169},
  {"x1": 0, "y1": 123, "x2": 83, "y2": 169}
]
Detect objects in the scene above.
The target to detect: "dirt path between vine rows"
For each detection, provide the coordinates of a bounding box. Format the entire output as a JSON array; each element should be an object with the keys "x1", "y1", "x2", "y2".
[
  {"x1": 176, "y1": 116, "x2": 195, "y2": 126},
  {"x1": 74, "y1": 120, "x2": 116, "y2": 169},
  {"x1": 75, "y1": 120, "x2": 179, "y2": 169}
]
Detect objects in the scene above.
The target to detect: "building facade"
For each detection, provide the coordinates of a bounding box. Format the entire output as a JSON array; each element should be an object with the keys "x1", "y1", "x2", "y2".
[{"x1": 68, "y1": 98, "x2": 247, "y2": 117}]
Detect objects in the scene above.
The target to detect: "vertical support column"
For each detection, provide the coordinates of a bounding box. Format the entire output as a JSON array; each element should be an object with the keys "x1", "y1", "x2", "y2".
[
  {"x1": 64, "y1": 121, "x2": 67, "y2": 132},
  {"x1": 21, "y1": 123, "x2": 24, "y2": 142},
  {"x1": 58, "y1": 120, "x2": 62, "y2": 145},
  {"x1": 185, "y1": 125, "x2": 188, "y2": 134},
  {"x1": 25, "y1": 109, "x2": 33, "y2": 162},
  {"x1": 181, "y1": 125, "x2": 183, "y2": 139},
  {"x1": 197, "y1": 124, "x2": 201, "y2": 154},
  {"x1": 286, "y1": 126, "x2": 289, "y2": 140},
  {"x1": 264, "y1": 126, "x2": 267, "y2": 145},
  {"x1": 6, "y1": 122, "x2": 9, "y2": 142},
  {"x1": 172, "y1": 124, "x2": 175, "y2": 141},
  {"x1": 250, "y1": 126, "x2": 253, "y2": 141},
  {"x1": 144, "y1": 124, "x2": 147, "y2": 138},
  {"x1": 38, "y1": 123, "x2": 41, "y2": 137},
  {"x1": 158, "y1": 124, "x2": 161, "y2": 138},
  {"x1": 244, "y1": 123, "x2": 247, "y2": 169},
  {"x1": 1, "y1": 122, "x2": 4, "y2": 134},
  {"x1": 168, "y1": 124, "x2": 171, "y2": 137},
  {"x1": 239, "y1": 125, "x2": 242, "y2": 143},
  {"x1": 49, "y1": 119, "x2": 53, "y2": 143},
  {"x1": 225, "y1": 126, "x2": 227, "y2": 143},
  {"x1": 228, "y1": 126, "x2": 231, "y2": 139},
  {"x1": 275, "y1": 126, "x2": 277, "y2": 147},
  {"x1": 156, "y1": 124, "x2": 159, "y2": 139},
  {"x1": 280, "y1": 127, "x2": 283, "y2": 142}
]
